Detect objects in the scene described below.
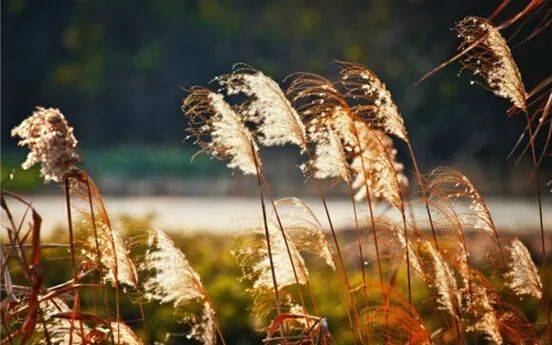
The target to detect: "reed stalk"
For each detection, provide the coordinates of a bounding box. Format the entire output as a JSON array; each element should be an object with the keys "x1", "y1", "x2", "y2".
[
  {"x1": 251, "y1": 146, "x2": 282, "y2": 318},
  {"x1": 260, "y1": 173, "x2": 316, "y2": 325},
  {"x1": 63, "y1": 177, "x2": 82, "y2": 345},
  {"x1": 84, "y1": 178, "x2": 117, "y2": 344},
  {"x1": 522, "y1": 110, "x2": 550, "y2": 343}
]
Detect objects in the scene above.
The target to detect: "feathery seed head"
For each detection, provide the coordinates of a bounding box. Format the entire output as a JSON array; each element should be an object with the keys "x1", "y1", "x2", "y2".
[
  {"x1": 422, "y1": 242, "x2": 461, "y2": 318},
  {"x1": 337, "y1": 61, "x2": 408, "y2": 141},
  {"x1": 456, "y1": 16, "x2": 526, "y2": 110},
  {"x1": 274, "y1": 197, "x2": 335, "y2": 270},
  {"x1": 141, "y1": 229, "x2": 216, "y2": 344},
  {"x1": 236, "y1": 221, "x2": 308, "y2": 292},
  {"x1": 38, "y1": 298, "x2": 88, "y2": 344},
  {"x1": 286, "y1": 73, "x2": 356, "y2": 149},
  {"x1": 11, "y1": 107, "x2": 81, "y2": 183},
  {"x1": 308, "y1": 127, "x2": 350, "y2": 181},
  {"x1": 427, "y1": 168, "x2": 495, "y2": 234},
  {"x1": 219, "y1": 66, "x2": 308, "y2": 150},
  {"x1": 504, "y1": 239, "x2": 542, "y2": 299},
  {"x1": 461, "y1": 272, "x2": 503, "y2": 344},
  {"x1": 183, "y1": 87, "x2": 260, "y2": 175},
  {"x1": 82, "y1": 223, "x2": 138, "y2": 287},
  {"x1": 350, "y1": 122, "x2": 408, "y2": 206}
]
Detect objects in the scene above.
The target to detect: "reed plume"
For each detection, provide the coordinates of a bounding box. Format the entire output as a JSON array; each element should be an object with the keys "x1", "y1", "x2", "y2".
[
  {"x1": 426, "y1": 167, "x2": 505, "y2": 262},
  {"x1": 455, "y1": 16, "x2": 527, "y2": 110},
  {"x1": 504, "y1": 239, "x2": 543, "y2": 299},
  {"x1": 183, "y1": 87, "x2": 260, "y2": 175},
  {"x1": 81, "y1": 223, "x2": 138, "y2": 287},
  {"x1": 337, "y1": 60, "x2": 442, "y2": 262},
  {"x1": 427, "y1": 202, "x2": 474, "y2": 303},
  {"x1": 303, "y1": 127, "x2": 350, "y2": 181},
  {"x1": 285, "y1": 72, "x2": 357, "y2": 149},
  {"x1": 393, "y1": 219, "x2": 423, "y2": 278},
  {"x1": 286, "y1": 71, "x2": 408, "y2": 203},
  {"x1": 11, "y1": 107, "x2": 81, "y2": 183},
  {"x1": 273, "y1": 197, "x2": 335, "y2": 270},
  {"x1": 141, "y1": 228, "x2": 220, "y2": 345},
  {"x1": 218, "y1": 64, "x2": 307, "y2": 150},
  {"x1": 38, "y1": 298, "x2": 87, "y2": 344},
  {"x1": 99, "y1": 321, "x2": 144, "y2": 345},
  {"x1": 421, "y1": 241, "x2": 461, "y2": 319},
  {"x1": 337, "y1": 61, "x2": 408, "y2": 141},
  {"x1": 461, "y1": 270, "x2": 503, "y2": 344},
  {"x1": 234, "y1": 220, "x2": 310, "y2": 332},
  {"x1": 285, "y1": 71, "x2": 408, "y2": 218},
  {"x1": 350, "y1": 127, "x2": 407, "y2": 202},
  {"x1": 350, "y1": 122, "x2": 408, "y2": 208},
  {"x1": 11, "y1": 107, "x2": 86, "y2": 343},
  {"x1": 459, "y1": 267, "x2": 537, "y2": 344},
  {"x1": 235, "y1": 221, "x2": 308, "y2": 292},
  {"x1": 286, "y1": 70, "x2": 407, "y2": 197}
]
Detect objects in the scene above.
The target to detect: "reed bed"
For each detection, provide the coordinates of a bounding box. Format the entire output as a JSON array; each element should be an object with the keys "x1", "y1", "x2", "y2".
[{"x1": 1, "y1": 4, "x2": 550, "y2": 344}]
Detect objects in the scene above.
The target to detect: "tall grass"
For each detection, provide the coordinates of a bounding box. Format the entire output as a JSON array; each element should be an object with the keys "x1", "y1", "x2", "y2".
[{"x1": 1, "y1": 5, "x2": 550, "y2": 345}]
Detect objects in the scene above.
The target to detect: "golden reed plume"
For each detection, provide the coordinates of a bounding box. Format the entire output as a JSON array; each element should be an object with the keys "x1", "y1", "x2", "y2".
[
  {"x1": 217, "y1": 64, "x2": 308, "y2": 151},
  {"x1": 235, "y1": 221, "x2": 308, "y2": 292},
  {"x1": 421, "y1": 241, "x2": 461, "y2": 319},
  {"x1": 69, "y1": 171, "x2": 138, "y2": 288},
  {"x1": 504, "y1": 239, "x2": 543, "y2": 299},
  {"x1": 337, "y1": 61, "x2": 408, "y2": 142},
  {"x1": 426, "y1": 168, "x2": 501, "y2": 244},
  {"x1": 273, "y1": 197, "x2": 335, "y2": 270},
  {"x1": 38, "y1": 297, "x2": 87, "y2": 344},
  {"x1": 455, "y1": 16, "x2": 527, "y2": 110},
  {"x1": 141, "y1": 229, "x2": 219, "y2": 344},
  {"x1": 418, "y1": 16, "x2": 527, "y2": 112},
  {"x1": 182, "y1": 87, "x2": 260, "y2": 176},
  {"x1": 287, "y1": 73, "x2": 408, "y2": 204}
]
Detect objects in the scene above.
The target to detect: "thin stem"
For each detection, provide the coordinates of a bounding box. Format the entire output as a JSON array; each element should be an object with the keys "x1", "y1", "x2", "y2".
[
  {"x1": 405, "y1": 141, "x2": 439, "y2": 251},
  {"x1": 64, "y1": 177, "x2": 81, "y2": 345},
  {"x1": 85, "y1": 179, "x2": 115, "y2": 343},
  {"x1": 399, "y1": 199, "x2": 413, "y2": 345},
  {"x1": 215, "y1": 322, "x2": 227, "y2": 345},
  {"x1": 523, "y1": 111, "x2": 550, "y2": 343},
  {"x1": 311, "y1": 178, "x2": 363, "y2": 344},
  {"x1": 346, "y1": 179, "x2": 371, "y2": 344},
  {"x1": 354, "y1": 132, "x2": 389, "y2": 343},
  {"x1": 399, "y1": 204, "x2": 412, "y2": 308},
  {"x1": 303, "y1": 146, "x2": 360, "y2": 343},
  {"x1": 260, "y1": 173, "x2": 315, "y2": 331},
  {"x1": 251, "y1": 146, "x2": 281, "y2": 318}
]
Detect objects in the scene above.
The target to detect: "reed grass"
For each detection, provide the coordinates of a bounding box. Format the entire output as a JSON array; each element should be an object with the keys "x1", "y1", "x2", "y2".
[{"x1": 2, "y1": 5, "x2": 550, "y2": 343}]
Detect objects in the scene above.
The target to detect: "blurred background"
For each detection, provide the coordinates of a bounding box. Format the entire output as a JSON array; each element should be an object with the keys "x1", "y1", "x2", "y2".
[{"x1": 1, "y1": 0, "x2": 551, "y2": 233}]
